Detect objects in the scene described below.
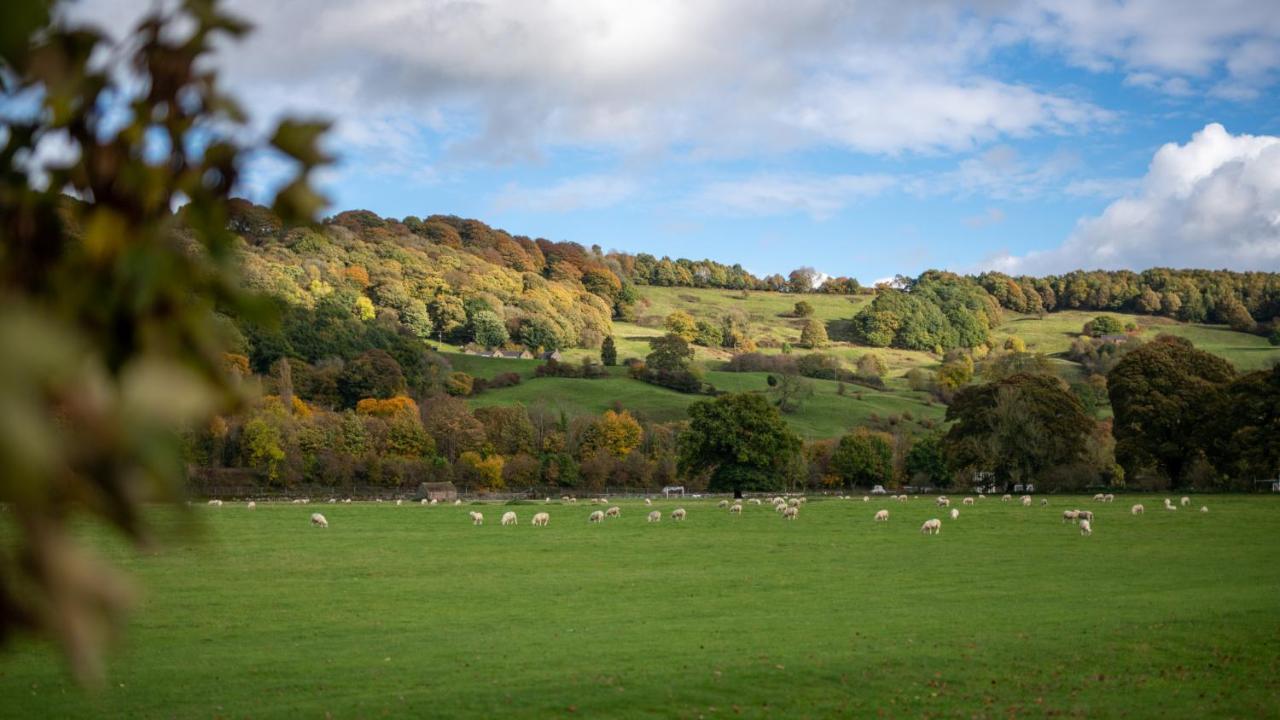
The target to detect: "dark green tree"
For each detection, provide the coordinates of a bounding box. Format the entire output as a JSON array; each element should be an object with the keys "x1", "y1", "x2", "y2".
[
  {"x1": 831, "y1": 428, "x2": 894, "y2": 487},
  {"x1": 646, "y1": 333, "x2": 695, "y2": 372},
  {"x1": 1108, "y1": 335, "x2": 1235, "y2": 486},
  {"x1": 943, "y1": 374, "x2": 1093, "y2": 488},
  {"x1": 600, "y1": 335, "x2": 618, "y2": 366},
  {"x1": 906, "y1": 432, "x2": 950, "y2": 487},
  {"x1": 793, "y1": 300, "x2": 814, "y2": 317},
  {"x1": 339, "y1": 350, "x2": 406, "y2": 407},
  {"x1": 679, "y1": 393, "x2": 801, "y2": 493}
]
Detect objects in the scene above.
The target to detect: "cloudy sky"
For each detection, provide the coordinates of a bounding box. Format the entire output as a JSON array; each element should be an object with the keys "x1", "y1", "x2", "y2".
[{"x1": 69, "y1": 0, "x2": 1280, "y2": 281}]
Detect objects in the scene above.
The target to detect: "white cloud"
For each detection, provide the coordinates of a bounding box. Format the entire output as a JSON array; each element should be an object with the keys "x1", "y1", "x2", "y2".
[
  {"x1": 695, "y1": 173, "x2": 895, "y2": 219},
  {"x1": 989, "y1": 123, "x2": 1280, "y2": 274},
  {"x1": 1012, "y1": 0, "x2": 1280, "y2": 98},
  {"x1": 492, "y1": 175, "x2": 637, "y2": 213},
  {"x1": 63, "y1": 0, "x2": 1112, "y2": 165}
]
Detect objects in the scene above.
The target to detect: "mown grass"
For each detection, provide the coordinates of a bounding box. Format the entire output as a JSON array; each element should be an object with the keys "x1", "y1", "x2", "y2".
[{"x1": 3, "y1": 496, "x2": 1277, "y2": 718}]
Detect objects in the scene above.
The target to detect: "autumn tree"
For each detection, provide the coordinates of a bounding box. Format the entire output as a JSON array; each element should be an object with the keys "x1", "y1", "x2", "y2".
[
  {"x1": 664, "y1": 311, "x2": 698, "y2": 342},
  {"x1": 581, "y1": 410, "x2": 643, "y2": 458},
  {"x1": 0, "y1": 0, "x2": 329, "y2": 680},
  {"x1": 799, "y1": 318, "x2": 829, "y2": 348}
]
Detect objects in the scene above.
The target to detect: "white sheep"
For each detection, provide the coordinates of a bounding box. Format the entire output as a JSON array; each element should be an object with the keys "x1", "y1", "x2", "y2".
[
  {"x1": 788, "y1": 498, "x2": 801, "y2": 507},
  {"x1": 1001, "y1": 494, "x2": 1012, "y2": 502},
  {"x1": 920, "y1": 518, "x2": 941, "y2": 535},
  {"x1": 962, "y1": 497, "x2": 975, "y2": 506},
  {"x1": 949, "y1": 508, "x2": 960, "y2": 520},
  {"x1": 718, "y1": 499, "x2": 729, "y2": 508},
  {"x1": 328, "y1": 498, "x2": 336, "y2": 504},
  {"x1": 729, "y1": 503, "x2": 743, "y2": 515},
  {"x1": 605, "y1": 506, "x2": 621, "y2": 518},
  {"x1": 774, "y1": 503, "x2": 787, "y2": 513},
  {"x1": 310, "y1": 512, "x2": 328, "y2": 528},
  {"x1": 1093, "y1": 493, "x2": 1105, "y2": 502},
  {"x1": 1103, "y1": 493, "x2": 1115, "y2": 503},
  {"x1": 246, "y1": 501, "x2": 255, "y2": 510},
  {"x1": 1165, "y1": 504, "x2": 1178, "y2": 512},
  {"x1": 588, "y1": 510, "x2": 605, "y2": 523},
  {"x1": 469, "y1": 511, "x2": 484, "y2": 526},
  {"x1": 1079, "y1": 519, "x2": 1092, "y2": 536},
  {"x1": 671, "y1": 508, "x2": 687, "y2": 521},
  {"x1": 1200, "y1": 506, "x2": 1209, "y2": 513},
  {"x1": 501, "y1": 511, "x2": 518, "y2": 526},
  {"x1": 1181, "y1": 496, "x2": 1190, "y2": 506},
  {"x1": 1040, "y1": 498, "x2": 1049, "y2": 507},
  {"x1": 532, "y1": 512, "x2": 550, "y2": 527},
  {"x1": 420, "y1": 499, "x2": 429, "y2": 506},
  {"x1": 1021, "y1": 496, "x2": 1032, "y2": 507},
  {"x1": 936, "y1": 497, "x2": 951, "y2": 508},
  {"x1": 1131, "y1": 504, "x2": 1144, "y2": 515},
  {"x1": 430, "y1": 499, "x2": 438, "y2": 505},
  {"x1": 783, "y1": 506, "x2": 799, "y2": 520},
  {"x1": 454, "y1": 499, "x2": 463, "y2": 506},
  {"x1": 1076, "y1": 510, "x2": 1094, "y2": 523},
  {"x1": 874, "y1": 509, "x2": 889, "y2": 522},
  {"x1": 1063, "y1": 509, "x2": 1079, "y2": 523},
  {"x1": 862, "y1": 496, "x2": 870, "y2": 502},
  {"x1": 647, "y1": 510, "x2": 661, "y2": 523},
  {"x1": 568, "y1": 497, "x2": 578, "y2": 504},
  {"x1": 208, "y1": 499, "x2": 223, "y2": 507},
  {"x1": 396, "y1": 499, "x2": 402, "y2": 506},
  {"x1": 343, "y1": 498, "x2": 352, "y2": 504},
  {"x1": 644, "y1": 498, "x2": 652, "y2": 506},
  {"x1": 749, "y1": 498, "x2": 762, "y2": 505}
]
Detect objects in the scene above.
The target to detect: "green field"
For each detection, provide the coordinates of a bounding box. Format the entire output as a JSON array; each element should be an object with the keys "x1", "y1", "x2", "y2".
[{"x1": 3, "y1": 496, "x2": 1278, "y2": 718}]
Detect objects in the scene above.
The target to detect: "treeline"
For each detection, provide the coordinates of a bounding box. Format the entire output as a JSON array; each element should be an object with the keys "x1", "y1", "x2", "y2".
[{"x1": 975, "y1": 268, "x2": 1280, "y2": 332}]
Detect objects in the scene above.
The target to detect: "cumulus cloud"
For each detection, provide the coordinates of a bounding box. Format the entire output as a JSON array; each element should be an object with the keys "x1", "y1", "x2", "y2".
[
  {"x1": 492, "y1": 175, "x2": 637, "y2": 213},
  {"x1": 988, "y1": 123, "x2": 1280, "y2": 274},
  {"x1": 696, "y1": 173, "x2": 895, "y2": 220},
  {"x1": 63, "y1": 0, "x2": 1112, "y2": 166}
]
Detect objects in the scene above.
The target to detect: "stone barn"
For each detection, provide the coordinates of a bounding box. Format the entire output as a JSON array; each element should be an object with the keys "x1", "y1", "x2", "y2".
[{"x1": 419, "y1": 481, "x2": 458, "y2": 502}]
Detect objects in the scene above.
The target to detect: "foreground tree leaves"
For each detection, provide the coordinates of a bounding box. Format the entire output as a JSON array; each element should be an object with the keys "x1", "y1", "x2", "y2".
[{"x1": 0, "y1": 0, "x2": 327, "y2": 683}]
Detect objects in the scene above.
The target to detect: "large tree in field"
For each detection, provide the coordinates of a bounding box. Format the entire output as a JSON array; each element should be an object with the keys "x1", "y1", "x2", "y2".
[
  {"x1": 1108, "y1": 335, "x2": 1234, "y2": 486},
  {"x1": 831, "y1": 428, "x2": 894, "y2": 488},
  {"x1": 1207, "y1": 364, "x2": 1280, "y2": 482},
  {"x1": 679, "y1": 393, "x2": 800, "y2": 494},
  {"x1": 943, "y1": 373, "x2": 1093, "y2": 488}
]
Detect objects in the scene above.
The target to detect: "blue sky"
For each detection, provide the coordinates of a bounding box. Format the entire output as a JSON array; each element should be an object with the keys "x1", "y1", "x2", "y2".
[{"x1": 72, "y1": 1, "x2": 1280, "y2": 282}]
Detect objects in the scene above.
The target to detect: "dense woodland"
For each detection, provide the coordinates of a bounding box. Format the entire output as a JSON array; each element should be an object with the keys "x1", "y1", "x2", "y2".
[{"x1": 173, "y1": 204, "x2": 1280, "y2": 497}]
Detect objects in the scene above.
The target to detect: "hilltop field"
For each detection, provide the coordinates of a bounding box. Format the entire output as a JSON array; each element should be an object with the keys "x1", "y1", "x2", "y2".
[
  {"x1": 450, "y1": 286, "x2": 1280, "y2": 439},
  {"x1": 3, "y1": 495, "x2": 1277, "y2": 718}
]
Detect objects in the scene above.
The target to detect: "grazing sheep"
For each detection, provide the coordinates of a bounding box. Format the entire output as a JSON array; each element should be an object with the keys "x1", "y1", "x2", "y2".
[
  {"x1": 1131, "y1": 504, "x2": 1144, "y2": 515},
  {"x1": 1181, "y1": 496, "x2": 1190, "y2": 506},
  {"x1": 395, "y1": 499, "x2": 402, "y2": 506},
  {"x1": 1103, "y1": 494, "x2": 1115, "y2": 503},
  {"x1": 962, "y1": 497, "x2": 975, "y2": 506},
  {"x1": 568, "y1": 497, "x2": 577, "y2": 504},
  {"x1": 1165, "y1": 504, "x2": 1178, "y2": 512},
  {"x1": 783, "y1": 506, "x2": 799, "y2": 520},
  {"x1": 671, "y1": 508, "x2": 686, "y2": 521},
  {"x1": 246, "y1": 501, "x2": 255, "y2": 510},
  {"x1": 328, "y1": 498, "x2": 337, "y2": 504},
  {"x1": 729, "y1": 503, "x2": 743, "y2": 515},
  {"x1": 775, "y1": 503, "x2": 787, "y2": 513},
  {"x1": 454, "y1": 499, "x2": 463, "y2": 506},
  {"x1": 561, "y1": 495, "x2": 571, "y2": 502},
  {"x1": 949, "y1": 508, "x2": 960, "y2": 520},
  {"x1": 718, "y1": 499, "x2": 729, "y2": 508},
  {"x1": 501, "y1": 511, "x2": 518, "y2": 526},
  {"x1": 1093, "y1": 493, "x2": 1105, "y2": 502},
  {"x1": 862, "y1": 496, "x2": 870, "y2": 502},
  {"x1": 588, "y1": 510, "x2": 605, "y2": 523},
  {"x1": 749, "y1": 498, "x2": 762, "y2": 505},
  {"x1": 644, "y1": 498, "x2": 652, "y2": 506},
  {"x1": 797, "y1": 497, "x2": 807, "y2": 505},
  {"x1": 469, "y1": 511, "x2": 484, "y2": 526},
  {"x1": 1001, "y1": 494, "x2": 1012, "y2": 502},
  {"x1": 310, "y1": 513, "x2": 328, "y2": 528},
  {"x1": 1021, "y1": 496, "x2": 1032, "y2": 507},
  {"x1": 420, "y1": 499, "x2": 429, "y2": 506},
  {"x1": 1063, "y1": 510, "x2": 1079, "y2": 523},
  {"x1": 936, "y1": 497, "x2": 951, "y2": 508},
  {"x1": 647, "y1": 510, "x2": 662, "y2": 523},
  {"x1": 1076, "y1": 510, "x2": 1094, "y2": 523},
  {"x1": 605, "y1": 506, "x2": 621, "y2": 518},
  {"x1": 343, "y1": 498, "x2": 352, "y2": 504},
  {"x1": 532, "y1": 512, "x2": 550, "y2": 527},
  {"x1": 430, "y1": 499, "x2": 438, "y2": 505},
  {"x1": 788, "y1": 498, "x2": 801, "y2": 507},
  {"x1": 874, "y1": 510, "x2": 889, "y2": 522},
  {"x1": 1200, "y1": 506, "x2": 1209, "y2": 513},
  {"x1": 1040, "y1": 498, "x2": 1049, "y2": 507},
  {"x1": 920, "y1": 518, "x2": 941, "y2": 535},
  {"x1": 1079, "y1": 519, "x2": 1092, "y2": 536},
  {"x1": 208, "y1": 499, "x2": 223, "y2": 507}
]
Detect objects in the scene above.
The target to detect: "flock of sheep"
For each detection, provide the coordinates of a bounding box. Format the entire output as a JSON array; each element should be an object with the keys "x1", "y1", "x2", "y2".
[{"x1": 218, "y1": 490, "x2": 1211, "y2": 535}]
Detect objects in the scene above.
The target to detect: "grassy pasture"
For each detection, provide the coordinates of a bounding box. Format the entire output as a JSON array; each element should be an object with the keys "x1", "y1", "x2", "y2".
[{"x1": 3, "y1": 496, "x2": 1277, "y2": 718}]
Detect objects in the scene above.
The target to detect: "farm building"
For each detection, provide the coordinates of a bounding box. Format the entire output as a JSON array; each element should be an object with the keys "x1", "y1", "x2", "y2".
[{"x1": 419, "y1": 481, "x2": 458, "y2": 501}]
